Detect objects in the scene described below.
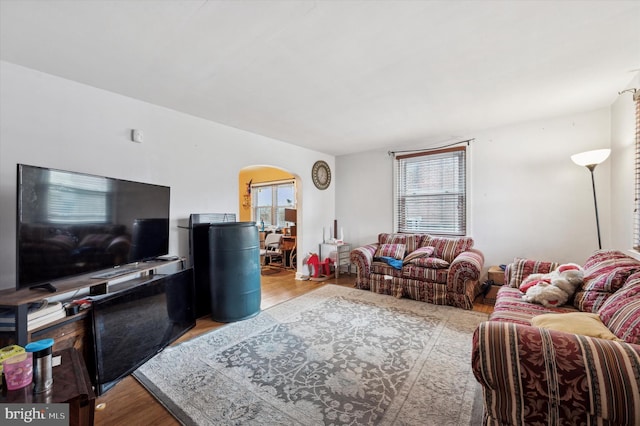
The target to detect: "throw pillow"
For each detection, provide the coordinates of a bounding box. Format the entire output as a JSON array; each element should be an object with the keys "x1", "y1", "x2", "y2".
[
  {"x1": 583, "y1": 250, "x2": 631, "y2": 270},
  {"x1": 574, "y1": 251, "x2": 640, "y2": 312},
  {"x1": 508, "y1": 258, "x2": 559, "y2": 288},
  {"x1": 403, "y1": 246, "x2": 435, "y2": 263},
  {"x1": 531, "y1": 312, "x2": 621, "y2": 341},
  {"x1": 378, "y1": 233, "x2": 420, "y2": 254},
  {"x1": 378, "y1": 233, "x2": 407, "y2": 246},
  {"x1": 598, "y1": 274, "x2": 640, "y2": 344},
  {"x1": 422, "y1": 235, "x2": 473, "y2": 263},
  {"x1": 374, "y1": 243, "x2": 406, "y2": 260},
  {"x1": 408, "y1": 257, "x2": 450, "y2": 269},
  {"x1": 581, "y1": 262, "x2": 640, "y2": 294}
]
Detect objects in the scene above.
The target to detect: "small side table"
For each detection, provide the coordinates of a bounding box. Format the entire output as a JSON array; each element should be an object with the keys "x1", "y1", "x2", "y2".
[
  {"x1": 484, "y1": 265, "x2": 506, "y2": 305},
  {"x1": 488, "y1": 265, "x2": 505, "y2": 285},
  {"x1": 1, "y1": 348, "x2": 95, "y2": 426},
  {"x1": 319, "y1": 243, "x2": 351, "y2": 278}
]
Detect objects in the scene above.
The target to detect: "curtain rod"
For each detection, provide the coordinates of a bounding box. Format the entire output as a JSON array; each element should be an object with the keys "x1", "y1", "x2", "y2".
[
  {"x1": 388, "y1": 138, "x2": 474, "y2": 157},
  {"x1": 618, "y1": 88, "x2": 639, "y2": 101}
]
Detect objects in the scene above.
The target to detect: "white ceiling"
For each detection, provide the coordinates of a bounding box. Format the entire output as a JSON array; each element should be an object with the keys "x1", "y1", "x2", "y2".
[{"x1": 1, "y1": 0, "x2": 639, "y2": 156}]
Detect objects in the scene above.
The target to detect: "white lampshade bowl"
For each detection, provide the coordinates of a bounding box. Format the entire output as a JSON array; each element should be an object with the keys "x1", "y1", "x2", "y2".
[{"x1": 571, "y1": 149, "x2": 611, "y2": 167}]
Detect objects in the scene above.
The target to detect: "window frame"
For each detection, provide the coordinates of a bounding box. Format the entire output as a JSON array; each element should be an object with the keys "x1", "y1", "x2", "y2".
[
  {"x1": 393, "y1": 146, "x2": 468, "y2": 236},
  {"x1": 252, "y1": 179, "x2": 296, "y2": 228}
]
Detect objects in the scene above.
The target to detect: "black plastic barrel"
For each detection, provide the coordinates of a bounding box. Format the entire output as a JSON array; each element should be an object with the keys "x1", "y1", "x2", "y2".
[{"x1": 208, "y1": 222, "x2": 261, "y2": 322}]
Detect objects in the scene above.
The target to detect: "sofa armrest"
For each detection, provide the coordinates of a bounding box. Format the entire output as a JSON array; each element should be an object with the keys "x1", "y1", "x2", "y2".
[
  {"x1": 446, "y1": 248, "x2": 484, "y2": 295},
  {"x1": 350, "y1": 244, "x2": 378, "y2": 290},
  {"x1": 472, "y1": 321, "x2": 640, "y2": 425}
]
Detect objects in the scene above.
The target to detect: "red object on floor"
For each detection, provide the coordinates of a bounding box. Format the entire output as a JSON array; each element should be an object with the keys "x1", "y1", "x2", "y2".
[{"x1": 306, "y1": 253, "x2": 334, "y2": 278}]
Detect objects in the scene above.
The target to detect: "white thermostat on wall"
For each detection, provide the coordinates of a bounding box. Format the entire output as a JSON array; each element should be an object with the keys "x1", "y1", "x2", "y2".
[{"x1": 131, "y1": 129, "x2": 143, "y2": 143}]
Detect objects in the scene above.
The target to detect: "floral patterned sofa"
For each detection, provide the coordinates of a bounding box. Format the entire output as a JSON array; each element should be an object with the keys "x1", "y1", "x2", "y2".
[
  {"x1": 472, "y1": 250, "x2": 640, "y2": 425},
  {"x1": 349, "y1": 233, "x2": 484, "y2": 310}
]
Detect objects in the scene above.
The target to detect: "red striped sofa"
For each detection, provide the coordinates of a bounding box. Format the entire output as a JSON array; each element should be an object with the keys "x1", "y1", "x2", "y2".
[
  {"x1": 472, "y1": 250, "x2": 640, "y2": 425},
  {"x1": 349, "y1": 233, "x2": 484, "y2": 310}
]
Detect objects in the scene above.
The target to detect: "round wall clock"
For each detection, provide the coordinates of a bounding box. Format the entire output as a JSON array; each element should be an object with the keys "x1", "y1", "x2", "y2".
[{"x1": 312, "y1": 160, "x2": 331, "y2": 190}]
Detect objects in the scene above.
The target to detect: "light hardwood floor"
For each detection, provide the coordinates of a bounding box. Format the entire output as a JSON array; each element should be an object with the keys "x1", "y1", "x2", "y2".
[{"x1": 93, "y1": 271, "x2": 493, "y2": 425}]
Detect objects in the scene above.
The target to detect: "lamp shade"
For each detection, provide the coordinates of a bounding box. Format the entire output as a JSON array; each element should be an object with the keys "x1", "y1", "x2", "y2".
[{"x1": 571, "y1": 149, "x2": 611, "y2": 167}]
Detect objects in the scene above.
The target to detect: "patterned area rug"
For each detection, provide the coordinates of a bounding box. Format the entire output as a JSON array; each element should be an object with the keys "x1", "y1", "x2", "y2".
[{"x1": 134, "y1": 285, "x2": 487, "y2": 425}]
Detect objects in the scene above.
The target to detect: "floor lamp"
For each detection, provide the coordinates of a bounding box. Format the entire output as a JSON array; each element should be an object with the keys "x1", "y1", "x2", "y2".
[{"x1": 570, "y1": 148, "x2": 611, "y2": 249}]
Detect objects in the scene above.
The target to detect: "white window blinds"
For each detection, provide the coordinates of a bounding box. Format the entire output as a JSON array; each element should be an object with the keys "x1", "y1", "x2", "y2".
[{"x1": 395, "y1": 147, "x2": 466, "y2": 236}]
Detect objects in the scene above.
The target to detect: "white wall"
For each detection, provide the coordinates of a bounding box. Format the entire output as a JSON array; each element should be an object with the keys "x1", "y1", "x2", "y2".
[
  {"x1": 338, "y1": 108, "x2": 614, "y2": 274},
  {"x1": 610, "y1": 73, "x2": 639, "y2": 251},
  {"x1": 0, "y1": 61, "x2": 335, "y2": 290},
  {"x1": 335, "y1": 150, "x2": 394, "y2": 246},
  {"x1": 4, "y1": 60, "x2": 636, "y2": 290}
]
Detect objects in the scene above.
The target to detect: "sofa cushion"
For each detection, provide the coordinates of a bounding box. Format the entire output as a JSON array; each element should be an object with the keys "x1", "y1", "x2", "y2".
[
  {"x1": 574, "y1": 252, "x2": 640, "y2": 312},
  {"x1": 508, "y1": 258, "x2": 559, "y2": 288},
  {"x1": 422, "y1": 235, "x2": 473, "y2": 263},
  {"x1": 371, "y1": 262, "x2": 404, "y2": 277},
  {"x1": 573, "y1": 290, "x2": 614, "y2": 313},
  {"x1": 378, "y1": 233, "x2": 421, "y2": 254},
  {"x1": 403, "y1": 246, "x2": 434, "y2": 263},
  {"x1": 407, "y1": 257, "x2": 449, "y2": 269},
  {"x1": 598, "y1": 272, "x2": 640, "y2": 344},
  {"x1": 490, "y1": 286, "x2": 577, "y2": 325},
  {"x1": 581, "y1": 256, "x2": 640, "y2": 293},
  {"x1": 599, "y1": 295, "x2": 640, "y2": 345},
  {"x1": 374, "y1": 243, "x2": 405, "y2": 260},
  {"x1": 583, "y1": 249, "x2": 634, "y2": 269},
  {"x1": 531, "y1": 312, "x2": 621, "y2": 341},
  {"x1": 401, "y1": 265, "x2": 448, "y2": 283}
]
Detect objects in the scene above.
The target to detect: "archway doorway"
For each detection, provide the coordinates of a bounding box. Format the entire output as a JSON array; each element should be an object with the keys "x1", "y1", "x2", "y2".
[{"x1": 238, "y1": 166, "x2": 299, "y2": 269}]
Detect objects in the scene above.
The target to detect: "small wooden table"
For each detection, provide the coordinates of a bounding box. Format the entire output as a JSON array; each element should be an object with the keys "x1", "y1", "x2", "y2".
[
  {"x1": 488, "y1": 265, "x2": 505, "y2": 285},
  {"x1": 484, "y1": 266, "x2": 506, "y2": 305},
  {"x1": 1, "y1": 348, "x2": 95, "y2": 426}
]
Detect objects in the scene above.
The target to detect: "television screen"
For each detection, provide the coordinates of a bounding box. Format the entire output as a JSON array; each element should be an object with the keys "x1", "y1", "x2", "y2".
[
  {"x1": 91, "y1": 268, "x2": 195, "y2": 395},
  {"x1": 16, "y1": 164, "x2": 170, "y2": 290}
]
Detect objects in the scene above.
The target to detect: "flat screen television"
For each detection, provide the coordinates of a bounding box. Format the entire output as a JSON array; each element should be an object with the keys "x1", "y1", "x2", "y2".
[
  {"x1": 91, "y1": 268, "x2": 195, "y2": 395},
  {"x1": 16, "y1": 164, "x2": 170, "y2": 291}
]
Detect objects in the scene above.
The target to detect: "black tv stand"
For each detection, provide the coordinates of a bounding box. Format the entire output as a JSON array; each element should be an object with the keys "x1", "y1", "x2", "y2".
[
  {"x1": 29, "y1": 283, "x2": 57, "y2": 293},
  {"x1": 0, "y1": 259, "x2": 183, "y2": 348}
]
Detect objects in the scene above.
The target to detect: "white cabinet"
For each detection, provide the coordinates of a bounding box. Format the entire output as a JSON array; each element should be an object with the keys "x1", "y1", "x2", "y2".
[{"x1": 319, "y1": 243, "x2": 351, "y2": 278}]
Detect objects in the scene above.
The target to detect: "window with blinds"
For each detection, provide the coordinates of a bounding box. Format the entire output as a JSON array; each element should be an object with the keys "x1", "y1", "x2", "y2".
[
  {"x1": 634, "y1": 96, "x2": 640, "y2": 251},
  {"x1": 395, "y1": 147, "x2": 466, "y2": 236}
]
